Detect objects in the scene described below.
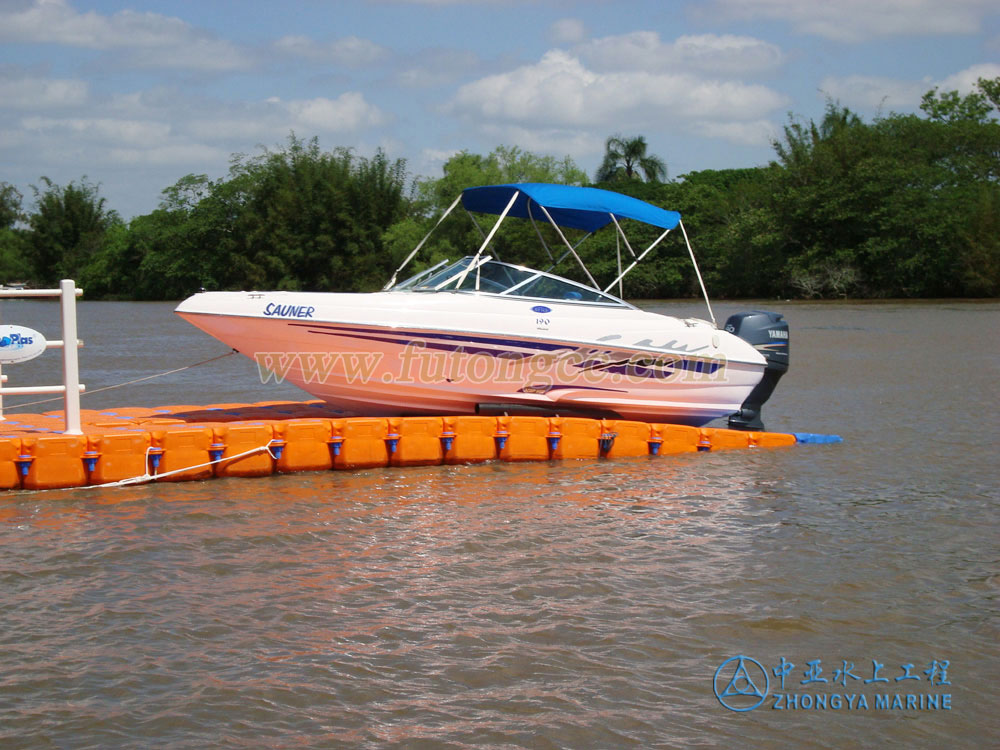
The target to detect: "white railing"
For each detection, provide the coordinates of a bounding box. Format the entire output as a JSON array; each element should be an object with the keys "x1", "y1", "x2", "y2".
[{"x1": 0, "y1": 280, "x2": 85, "y2": 434}]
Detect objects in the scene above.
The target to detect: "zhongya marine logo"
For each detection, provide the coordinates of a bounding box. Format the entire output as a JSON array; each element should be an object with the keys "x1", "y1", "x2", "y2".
[
  {"x1": 713, "y1": 655, "x2": 770, "y2": 712},
  {"x1": 713, "y1": 654, "x2": 953, "y2": 712}
]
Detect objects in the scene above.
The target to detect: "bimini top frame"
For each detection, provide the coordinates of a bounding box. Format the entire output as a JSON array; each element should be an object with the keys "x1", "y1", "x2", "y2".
[{"x1": 384, "y1": 183, "x2": 716, "y2": 326}]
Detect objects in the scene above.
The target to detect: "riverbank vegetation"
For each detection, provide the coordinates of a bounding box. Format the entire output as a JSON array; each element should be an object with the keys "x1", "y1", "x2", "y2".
[{"x1": 1, "y1": 78, "x2": 997, "y2": 300}]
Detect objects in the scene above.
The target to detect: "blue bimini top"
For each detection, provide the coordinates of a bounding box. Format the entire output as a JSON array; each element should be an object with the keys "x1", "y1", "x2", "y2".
[{"x1": 460, "y1": 183, "x2": 682, "y2": 233}]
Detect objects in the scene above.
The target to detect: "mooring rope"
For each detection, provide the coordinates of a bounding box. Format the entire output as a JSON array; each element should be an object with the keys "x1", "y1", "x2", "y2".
[
  {"x1": 2, "y1": 350, "x2": 237, "y2": 412},
  {"x1": 89, "y1": 440, "x2": 282, "y2": 489},
  {"x1": 19, "y1": 439, "x2": 283, "y2": 495}
]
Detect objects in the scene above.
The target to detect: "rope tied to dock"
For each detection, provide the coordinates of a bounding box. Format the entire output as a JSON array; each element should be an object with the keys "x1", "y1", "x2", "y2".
[
  {"x1": 2, "y1": 350, "x2": 237, "y2": 412},
  {"x1": 88, "y1": 439, "x2": 283, "y2": 489}
]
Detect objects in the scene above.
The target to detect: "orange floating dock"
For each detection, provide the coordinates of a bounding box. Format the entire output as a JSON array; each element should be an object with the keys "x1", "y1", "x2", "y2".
[{"x1": 0, "y1": 400, "x2": 805, "y2": 492}]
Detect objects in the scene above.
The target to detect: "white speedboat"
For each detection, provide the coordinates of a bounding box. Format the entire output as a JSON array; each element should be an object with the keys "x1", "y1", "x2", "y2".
[{"x1": 176, "y1": 183, "x2": 789, "y2": 427}]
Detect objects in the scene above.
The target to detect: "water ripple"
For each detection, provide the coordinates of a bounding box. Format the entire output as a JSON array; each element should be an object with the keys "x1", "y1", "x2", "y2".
[{"x1": 1, "y1": 301, "x2": 998, "y2": 748}]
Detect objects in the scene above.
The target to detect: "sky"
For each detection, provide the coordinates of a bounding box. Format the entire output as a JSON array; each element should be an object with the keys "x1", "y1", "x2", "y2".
[{"x1": 2, "y1": 0, "x2": 999, "y2": 220}]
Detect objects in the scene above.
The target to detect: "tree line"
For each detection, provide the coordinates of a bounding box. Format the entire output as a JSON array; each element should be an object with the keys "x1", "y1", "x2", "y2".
[{"x1": 1, "y1": 78, "x2": 997, "y2": 300}]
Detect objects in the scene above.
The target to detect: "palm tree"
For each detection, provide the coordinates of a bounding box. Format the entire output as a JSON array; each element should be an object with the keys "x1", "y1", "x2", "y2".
[{"x1": 594, "y1": 135, "x2": 667, "y2": 183}]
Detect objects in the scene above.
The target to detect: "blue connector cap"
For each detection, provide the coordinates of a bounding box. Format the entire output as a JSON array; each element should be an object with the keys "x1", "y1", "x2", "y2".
[
  {"x1": 792, "y1": 432, "x2": 844, "y2": 444},
  {"x1": 329, "y1": 437, "x2": 343, "y2": 456}
]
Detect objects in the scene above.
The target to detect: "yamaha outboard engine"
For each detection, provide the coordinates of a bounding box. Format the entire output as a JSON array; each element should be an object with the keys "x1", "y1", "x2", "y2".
[{"x1": 725, "y1": 311, "x2": 789, "y2": 431}]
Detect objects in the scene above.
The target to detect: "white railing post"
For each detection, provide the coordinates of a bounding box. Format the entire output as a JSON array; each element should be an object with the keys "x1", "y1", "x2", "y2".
[
  {"x1": 0, "y1": 281, "x2": 85, "y2": 434},
  {"x1": 60, "y1": 280, "x2": 83, "y2": 435}
]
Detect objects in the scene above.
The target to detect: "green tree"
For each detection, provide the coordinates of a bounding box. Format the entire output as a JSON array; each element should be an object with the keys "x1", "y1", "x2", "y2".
[
  {"x1": 594, "y1": 135, "x2": 667, "y2": 183},
  {"x1": 0, "y1": 182, "x2": 30, "y2": 282},
  {"x1": 231, "y1": 135, "x2": 410, "y2": 292},
  {"x1": 959, "y1": 186, "x2": 1000, "y2": 296},
  {"x1": 976, "y1": 76, "x2": 1000, "y2": 112},
  {"x1": 920, "y1": 79, "x2": 995, "y2": 124},
  {"x1": 81, "y1": 136, "x2": 413, "y2": 298},
  {"x1": 421, "y1": 146, "x2": 586, "y2": 208},
  {"x1": 160, "y1": 173, "x2": 211, "y2": 213},
  {"x1": 27, "y1": 177, "x2": 120, "y2": 286},
  {"x1": 665, "y1": 168, "x2": 783, "y2": 299},
  {"x1": 0, "y1": 182, "x2": 23, "y2": 229},
  {"x1": 768, "y1": 104, "x2": 875, "y2": 296},
  {"x1": 764, "y1": 84, "x2": 1000, "y2": 298},
  {"x1": 65, "y1": 96, "x2": 1000, "y2": 302}
]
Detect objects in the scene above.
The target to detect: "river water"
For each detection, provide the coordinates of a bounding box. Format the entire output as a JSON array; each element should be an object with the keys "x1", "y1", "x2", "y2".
[{"x1": 0, "y1": 298, "x2": 996, "y2": 749}]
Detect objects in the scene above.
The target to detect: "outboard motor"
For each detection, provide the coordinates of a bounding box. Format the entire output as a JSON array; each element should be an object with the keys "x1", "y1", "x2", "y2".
[{"x1": 725, "y1": 311, "x2": 789, "y2": 431}]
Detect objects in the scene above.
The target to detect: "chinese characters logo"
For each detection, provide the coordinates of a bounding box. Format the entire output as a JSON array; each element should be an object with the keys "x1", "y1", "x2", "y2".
[{"x1": 713, "y1": 655, "x2": 952, "y2": 712}]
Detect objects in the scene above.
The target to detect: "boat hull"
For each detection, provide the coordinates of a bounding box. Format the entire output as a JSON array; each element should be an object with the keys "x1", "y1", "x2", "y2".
[{"x1": 176, "y1": 291, "x2": 766, "y2": 425}]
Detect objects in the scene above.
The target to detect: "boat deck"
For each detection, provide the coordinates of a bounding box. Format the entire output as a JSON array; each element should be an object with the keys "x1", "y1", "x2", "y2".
[{"x1": 0, "y1": 400, "x2": 809, "y2": 491}]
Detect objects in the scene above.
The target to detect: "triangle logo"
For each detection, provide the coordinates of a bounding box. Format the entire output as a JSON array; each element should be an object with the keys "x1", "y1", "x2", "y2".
[{"x1": 721, "y1": 658, "x2": 766, "y2": 699}]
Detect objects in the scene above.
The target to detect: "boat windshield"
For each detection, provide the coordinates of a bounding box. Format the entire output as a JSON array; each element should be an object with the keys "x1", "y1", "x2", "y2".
[{"x1": 393, "y1": 257, "x2": 630, "y2": 307}]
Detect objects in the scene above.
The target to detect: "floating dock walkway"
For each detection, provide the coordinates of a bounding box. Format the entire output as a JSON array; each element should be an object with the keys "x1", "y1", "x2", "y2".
[
  {"x1": 0, "y1": 400, "x2": 840, "y2": 492},
  {"x1": 0, "y1": 282, "x2": 840, "y2": 493}
]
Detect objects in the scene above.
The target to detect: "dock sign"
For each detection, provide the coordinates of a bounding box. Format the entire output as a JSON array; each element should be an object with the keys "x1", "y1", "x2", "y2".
[{"x1": 0, "y1": 325, "x2": 47, "y2": 364}]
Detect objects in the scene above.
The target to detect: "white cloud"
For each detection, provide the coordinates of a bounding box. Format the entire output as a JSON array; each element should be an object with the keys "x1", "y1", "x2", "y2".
[
  {"x1": 470, "y1": 125, "x2": 604, "y2": 162},
  {"x1": 185, "y1": 93, "x2": 389, "y2": 142},
  {"x1": 673, "y1": 34, "x2": 785, "y2": 75},
  {"x1": 549, "y1": 18, "x2": 587, "y2": 46},
  {"x1": 395, "y1": 49, "x2": 483, "y2": 89},
  {"x1": 706, "y1": 0, "x2": 994, "y2": 43},
  {"x1": 447, "y1": 50, "x2": 786, "y2": 137},
  {"x1": 820, "y1": 64, "x2": 1000, "y2": 112},
  {"x1": 21, "y1": 116, "x2": 171, "y2": 146},
  {"x1": 5, "y1": 76, "x2": 385, "y2": 158},
  {"x1": 693, "y1": 119, "x2": 779, "y2": 146},
  {"x1": 272, "y1": 35, "x2": 389, "y2": 67},
  {"x1": 937, "y1": 63, "x2": 1000, "y2": 94},
  {"x1": 184, "y1": 115, "x2": 278, "y2": 144},
  {"x1": 281, "y1": 93, "x2": 388, "y2": 132},
  {"x1": 107, "y1": 143, "x2": 225, "y2": 167},
  {"x1": 2, "y1": 73, "x2": 390, "y2": 214},
  {"x1": 419, "y1": 147, "x2": 461, "y2": 165},
  {"x1": 124, "y1": 37, "x2": 252, "y2": 73},
  {"x1": 413, "y1": 147, "x2": 462, "y2": 177},
  {"x1": 578, "y1": 31, "x2": 784, "y2": 76},
  {"x1": 818, "y1": 75, "x2": 930, "y2": 110},
  {"x1": 373, "y1": 0, "x2": 506, "y2": 4},
  {"x1": 0, "y1": 71, "x2": 88, "y2": 109},
  {"x1": 0, "y1": 0, "x2": 253, "y2": 71}
]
